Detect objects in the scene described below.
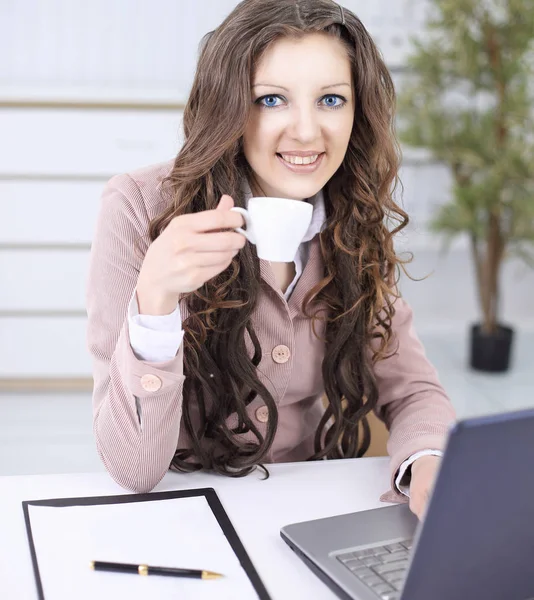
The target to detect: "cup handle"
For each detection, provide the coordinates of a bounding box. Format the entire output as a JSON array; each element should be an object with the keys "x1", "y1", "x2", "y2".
[{"x1": 230, "y1": 207, "x2": 256, "y2": 244}]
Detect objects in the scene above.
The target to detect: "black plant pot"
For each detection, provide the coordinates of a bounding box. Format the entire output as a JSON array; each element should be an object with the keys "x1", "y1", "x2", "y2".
[{"x1": 470, "y1": 323, "x2": 514, "y2": 373}]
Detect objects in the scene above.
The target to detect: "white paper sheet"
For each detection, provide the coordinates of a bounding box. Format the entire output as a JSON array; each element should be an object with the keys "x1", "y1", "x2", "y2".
[{"x1": 27, "y1": 495, "x2": 259, "y2": 600}]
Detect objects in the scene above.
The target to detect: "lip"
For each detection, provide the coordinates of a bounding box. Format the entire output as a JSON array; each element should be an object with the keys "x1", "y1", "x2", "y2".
[
  {"x1": 276, "y1": 152, "x2": 325, "y2": 174},
  {"x1": 278, "y1": 150, "x2": 325, "y2": 157}
]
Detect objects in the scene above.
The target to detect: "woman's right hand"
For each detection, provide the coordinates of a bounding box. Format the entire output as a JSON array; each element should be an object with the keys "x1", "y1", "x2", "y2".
[{"x1": 136, "y1": 195, "x2": 246, "y2": 315}]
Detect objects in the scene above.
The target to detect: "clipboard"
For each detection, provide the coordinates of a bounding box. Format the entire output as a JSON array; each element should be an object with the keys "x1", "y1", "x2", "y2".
[{"x1": 22, "y1": 487, "x2": 271, "y2": 600}]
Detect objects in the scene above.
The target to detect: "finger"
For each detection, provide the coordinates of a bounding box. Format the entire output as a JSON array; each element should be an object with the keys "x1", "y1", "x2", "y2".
[
  {"x1": 196, "y1": 258, "x2": 236, "y2": 282},
  {"x1": 190, "y1": 249, "x2": 239, "y2": 267},
  {"x1": 216, "y1": 194, "x2": 235, "y2": 211},
  {"x1": 409, "y1": 496, "x2": 422, "y2": 521},
  {"x1": 178, "y1": 206, "x2": 245, "y2": 233},
  {"x1": 419, "y1": 490, "x2": 431, "y2": 520},
  {"x1": 413, "y1": 489, "x2": 431, "y2": 521},
  {"x1": 190, "y1": 231, "x2": 246, "y2": 253}
]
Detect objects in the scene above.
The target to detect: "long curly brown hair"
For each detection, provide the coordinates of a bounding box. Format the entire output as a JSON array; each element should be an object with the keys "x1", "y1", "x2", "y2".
[{"x1": 148, "y1": 0, "x2": 410, "y2": 476}]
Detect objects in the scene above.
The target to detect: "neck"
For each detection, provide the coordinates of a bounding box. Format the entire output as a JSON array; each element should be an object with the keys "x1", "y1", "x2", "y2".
[{"x1": 247, "y1": 177, "x2": 309, "y2": 202}]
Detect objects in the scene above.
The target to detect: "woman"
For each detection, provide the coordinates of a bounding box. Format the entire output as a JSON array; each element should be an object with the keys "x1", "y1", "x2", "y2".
[{"x1": 86, "y1": 0, "x2": 456, "y2": 519}]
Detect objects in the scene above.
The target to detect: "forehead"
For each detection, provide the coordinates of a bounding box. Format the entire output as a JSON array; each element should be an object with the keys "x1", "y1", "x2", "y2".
[{"x1": 253, "y1": 33, "x2": 352, "y2": 86}]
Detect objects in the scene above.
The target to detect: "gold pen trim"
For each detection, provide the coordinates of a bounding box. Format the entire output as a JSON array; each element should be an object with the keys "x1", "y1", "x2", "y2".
[
  {"x1": 201, "y1": 570, "x2": 224, "y2": 580},
  {"x1": 89, "y1": 561, "x2": 95, "y2": 570},
  {"x1": 138, "y1": 564, "x2": 149, "y2": 576}
]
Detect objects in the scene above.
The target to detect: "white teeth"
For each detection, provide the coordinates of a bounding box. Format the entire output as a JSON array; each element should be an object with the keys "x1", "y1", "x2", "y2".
[{"x1": 280, "y1": 154, "x2": 320, "y2": 165}]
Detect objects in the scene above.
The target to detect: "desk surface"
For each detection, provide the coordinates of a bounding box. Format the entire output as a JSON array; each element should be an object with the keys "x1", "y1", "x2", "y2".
[{"x1": 0, "y1": 457, "x2": 393, "y2": 600}]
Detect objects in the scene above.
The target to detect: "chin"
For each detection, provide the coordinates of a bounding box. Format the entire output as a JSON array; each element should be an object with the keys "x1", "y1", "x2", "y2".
[{"x1": 275, "y1": 182, "x2": 325, "y2": 201}]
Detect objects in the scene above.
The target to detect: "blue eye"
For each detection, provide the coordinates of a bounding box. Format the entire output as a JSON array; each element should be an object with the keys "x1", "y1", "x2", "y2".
[
  {"x1": 322, "y1": 95, "x2": 344, "y2": 108},
  {"x1": 260, "y1": 95, "x2": 283, "y2": 108},
  {"x1": 255, "y1": 94, "x2": 346, "y2": 110}
]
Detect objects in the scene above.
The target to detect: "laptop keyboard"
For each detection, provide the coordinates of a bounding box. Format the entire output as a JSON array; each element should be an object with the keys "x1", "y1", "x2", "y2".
[{"x1": 336, "y1": 540, "x2": 413, "y2": 600}]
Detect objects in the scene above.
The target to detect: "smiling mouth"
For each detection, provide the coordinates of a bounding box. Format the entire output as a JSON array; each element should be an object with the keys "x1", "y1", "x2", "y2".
[{"x1": 276, "y1": 153, "x2": 324, "y2": 165}]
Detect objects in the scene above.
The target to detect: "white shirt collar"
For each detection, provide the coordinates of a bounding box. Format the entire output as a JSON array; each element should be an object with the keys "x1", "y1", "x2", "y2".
[{"x1": 241, "y1": 180, "x2": 326, "y2": 243}]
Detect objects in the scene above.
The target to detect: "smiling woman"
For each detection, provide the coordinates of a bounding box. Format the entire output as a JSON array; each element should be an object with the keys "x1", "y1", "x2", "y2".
[
  {"x1": 244, "y1": 33, "x2": 354, "y2": 200},
  {"x1": 86, "y1": 0, "x2": 455, "y2": 517}
]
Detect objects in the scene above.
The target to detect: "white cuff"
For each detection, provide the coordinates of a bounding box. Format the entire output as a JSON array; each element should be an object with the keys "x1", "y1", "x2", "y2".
[
  {"x1": 127, "y1": 289, "x2": 184, "y2": 362},
  {"x1": 395, "y1": 449, "x2": 443, "y2": 497}
]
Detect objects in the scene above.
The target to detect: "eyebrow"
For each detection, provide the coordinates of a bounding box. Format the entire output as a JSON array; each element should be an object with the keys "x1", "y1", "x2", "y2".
[{"x1": 253, "y1": 83, "x2": 351, "y2": 91}]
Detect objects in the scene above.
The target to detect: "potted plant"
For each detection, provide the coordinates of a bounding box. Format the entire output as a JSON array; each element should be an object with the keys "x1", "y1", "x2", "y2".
[{"x1": 397, "y1": 0, "x2": 534, "y2": 372}]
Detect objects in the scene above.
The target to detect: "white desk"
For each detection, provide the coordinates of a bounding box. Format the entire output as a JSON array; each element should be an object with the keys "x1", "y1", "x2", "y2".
[{"x1": 0, "y1": 457, "x2": 393, "y2": 600}]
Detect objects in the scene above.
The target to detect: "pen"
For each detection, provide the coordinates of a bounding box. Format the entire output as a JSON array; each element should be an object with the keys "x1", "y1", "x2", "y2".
[{"x1": 90, "y1": 560, "x2": 224, "y2": 580}]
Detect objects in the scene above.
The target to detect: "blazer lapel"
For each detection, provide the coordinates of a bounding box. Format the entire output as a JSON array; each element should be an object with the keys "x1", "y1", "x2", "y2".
[
  {"x1": 259, "y1": 259, "x2": 284, "y2": 300},
  {"x1": 257, "y1": 235, "x2": 324, "y2": 318},
  {"x1": 287, "y1": 235, "x2": 324, "y2": 319}
]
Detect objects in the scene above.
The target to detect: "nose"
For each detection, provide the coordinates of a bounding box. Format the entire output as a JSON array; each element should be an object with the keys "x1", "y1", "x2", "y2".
[{"x1": 287, "y1": 105, "x2": 321, "y2": 145}]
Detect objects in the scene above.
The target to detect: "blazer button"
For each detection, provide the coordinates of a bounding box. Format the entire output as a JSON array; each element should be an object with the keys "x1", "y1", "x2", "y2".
[
  {"x1": 140, "y1": 374, "x2": 162, "y2": 392},
  {"x1": 255, "y1": 405, "x2": 269, "y2": 423},
  {"x1": 271, "y1": 344, "x2": 291, "y2": 364}
]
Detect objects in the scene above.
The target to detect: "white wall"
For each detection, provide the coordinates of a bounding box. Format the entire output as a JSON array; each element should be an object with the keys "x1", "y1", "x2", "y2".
[
  {"x1": 1, "y1": 0, "x2": 425, "y2": 100},
  {"x1": 1, "y1": 0, "x2": 532, "y2": 381}
]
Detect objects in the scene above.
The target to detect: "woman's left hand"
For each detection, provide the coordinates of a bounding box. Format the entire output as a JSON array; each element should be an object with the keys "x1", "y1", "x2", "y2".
[{"x1": 408, "y1": 455, "x2": 441, "y2": 520}]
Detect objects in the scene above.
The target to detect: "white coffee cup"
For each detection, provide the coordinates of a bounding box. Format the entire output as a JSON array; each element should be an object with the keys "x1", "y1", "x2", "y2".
[{"x1": 230, "y1": 197, "x2": 313, "y2": 262}]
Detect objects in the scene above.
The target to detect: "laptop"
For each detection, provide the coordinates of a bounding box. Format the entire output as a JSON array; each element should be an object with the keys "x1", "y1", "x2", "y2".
[{"x1": 281, "y1": 408, "x2": 534, "y2": 600}]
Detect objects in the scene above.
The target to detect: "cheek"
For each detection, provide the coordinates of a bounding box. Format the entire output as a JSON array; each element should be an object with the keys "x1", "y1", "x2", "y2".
[
  {"x1": 242, "y1": 117, "x2": 261, "y2": 153},
  {"x1": 254, "y1": 121, "x2": 278, "y2": 149},
  {"x1": 244, "y1": 130, "x2": 264, "y2": 159},
  {"x1": 328, "y1": 129, "x2": 351, "y2": 164},
  {"x1": 336, "y1": 119, "x2": 353, "y2": 147},
  {"x1": 333, "y1": 110, "x2": 353, "y2": 137}
]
